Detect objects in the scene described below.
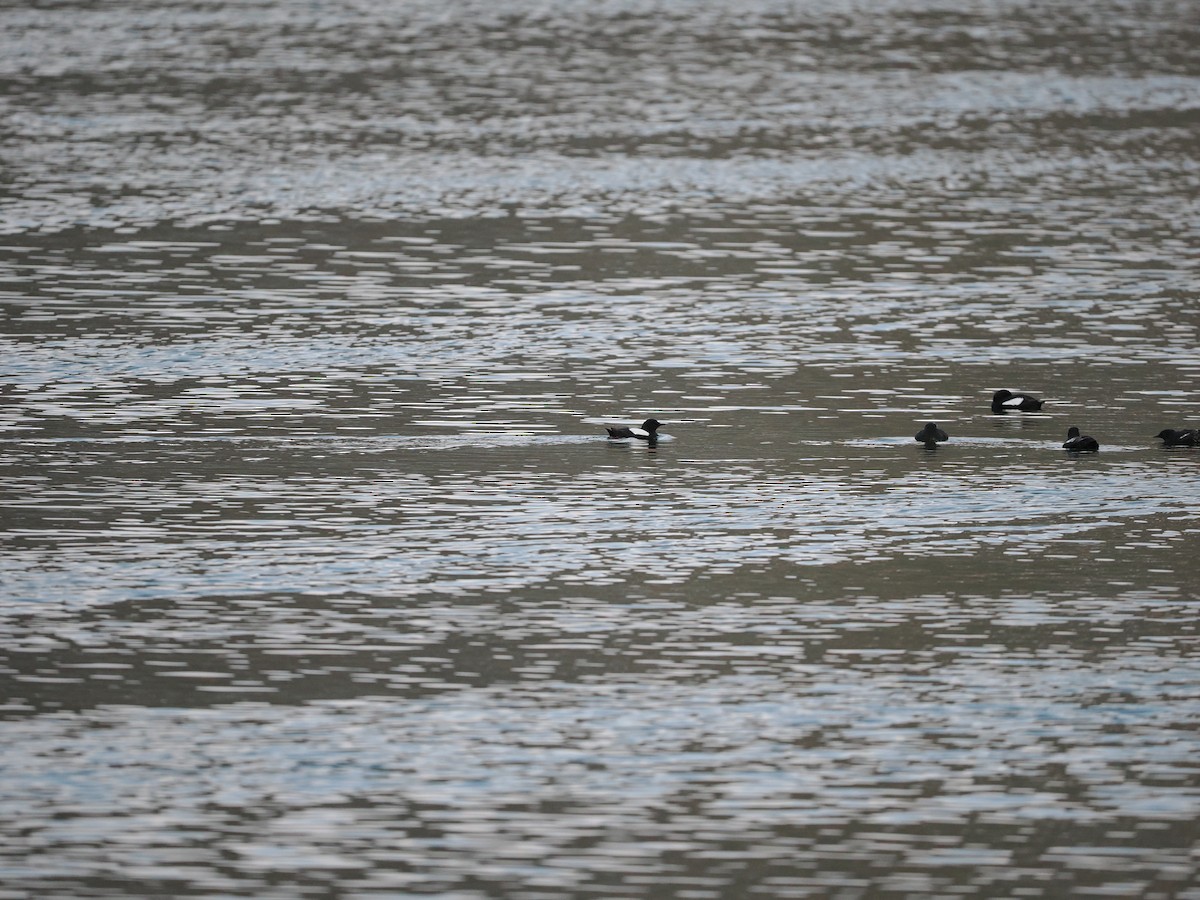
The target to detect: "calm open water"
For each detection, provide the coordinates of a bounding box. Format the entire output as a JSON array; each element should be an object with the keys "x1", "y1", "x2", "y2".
[{"x1": 2, "y1": 0, "x2": 1200, "y2": 897}]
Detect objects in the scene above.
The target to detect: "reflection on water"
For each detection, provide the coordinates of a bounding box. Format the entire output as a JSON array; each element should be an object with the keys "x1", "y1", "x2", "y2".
[{"x1": 2, "y1": 0, "x2": 1200, "y2": 896}]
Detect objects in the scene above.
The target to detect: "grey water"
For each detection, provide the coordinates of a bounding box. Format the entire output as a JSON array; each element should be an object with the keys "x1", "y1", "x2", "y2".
[{"x1": 2, "y1": 0, "x2": 1200, "y2": 896}]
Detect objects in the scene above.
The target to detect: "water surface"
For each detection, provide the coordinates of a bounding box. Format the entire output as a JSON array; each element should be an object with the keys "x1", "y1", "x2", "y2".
[{"x1": 2, "y1": 0, "x2": 1200, "y2": 896}]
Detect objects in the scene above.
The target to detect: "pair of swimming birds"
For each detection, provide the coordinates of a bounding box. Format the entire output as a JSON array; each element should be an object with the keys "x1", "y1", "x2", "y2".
[{"x1": 915, "y1": 422, "x2": 1105, "y2": 451}]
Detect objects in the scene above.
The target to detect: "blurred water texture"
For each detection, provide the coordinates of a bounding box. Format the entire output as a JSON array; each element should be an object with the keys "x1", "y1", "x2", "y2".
[{"x1": 2, "y1": 0, "x2": 1199, "y2": 896}]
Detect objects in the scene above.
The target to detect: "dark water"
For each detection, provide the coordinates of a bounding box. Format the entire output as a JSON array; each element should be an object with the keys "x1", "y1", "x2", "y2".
[{"x1": 3, "y1": 0, "x2": 1200, "y2": 896}]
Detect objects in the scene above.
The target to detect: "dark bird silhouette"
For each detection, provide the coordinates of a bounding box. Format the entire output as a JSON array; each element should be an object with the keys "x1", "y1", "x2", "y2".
[
  {"x1": 1062, "y1": 426, "x2": 1099, "y2": 452},
  {"x1": 915, "y1": 423, "x2": 949, "y2": 446},
  {"x1": 606, "y1": 418, "x2": 664, "y2": 441},
  {"x1": 992, "y1": 389, "x2": 1044, "y2": 413},
  {"x1": 1156, "y1": 428, "x2": 1197, "y2": 447}
]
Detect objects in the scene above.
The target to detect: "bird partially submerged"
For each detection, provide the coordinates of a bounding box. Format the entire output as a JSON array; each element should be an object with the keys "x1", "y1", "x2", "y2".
[
  {"x1": 1156, "y1": 428, "x2": 1197, "y2": 447},
  {"x1": 991, "y1": 389, "x2": 1044, "y2": 413},
  {"x1": 915, "y1": 422, "x2": 949, "y2": 446},
  {"x1": 1062, "y1": 426, "x2": 1099, "y2": 452}
]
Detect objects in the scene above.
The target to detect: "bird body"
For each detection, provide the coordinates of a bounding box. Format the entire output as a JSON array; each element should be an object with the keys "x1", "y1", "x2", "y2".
[
  {"x1": 1156, "y1": 428, "x2": 1197, "y2": 447},
  {"x1": 915, "y1": 422, "x2": 949, "y2": 445},
  {"x1": 606, "y1": 418, "x2": 664, "y2": 441},
  {"x1": 992, "y1": 389, "x2": 1044, "y2": 413},
  {"x1": 1063, "y1": 426, "x2": 1099, "y2": 452}
]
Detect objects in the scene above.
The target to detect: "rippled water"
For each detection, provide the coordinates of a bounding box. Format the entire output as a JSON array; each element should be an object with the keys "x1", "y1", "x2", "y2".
[{"x1": 3, "y1": 0, "x2": 1200, "y2": 896}]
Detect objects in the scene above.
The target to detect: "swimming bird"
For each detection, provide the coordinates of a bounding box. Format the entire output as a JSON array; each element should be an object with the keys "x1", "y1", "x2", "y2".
[
  {"x1": 915, "y1": 422, "x2": 949, "y2": 445},
  {"x1": 1062, "y1": 426, "x2": 1099, "y2": 452},
  {"x1": 1156, "y1": 428, "x2": 1197, "y2": 447},
  {"x1": 991, "y1": 389, "x2": 1044, "y2": 413},
  {"x1": 606, "y1": 418, "x2": 664, "y2": 441}
]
